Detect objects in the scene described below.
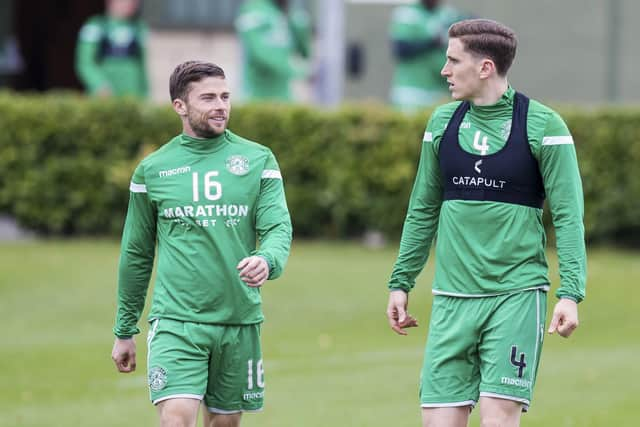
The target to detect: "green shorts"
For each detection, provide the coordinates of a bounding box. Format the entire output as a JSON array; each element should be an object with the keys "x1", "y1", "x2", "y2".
[
  {"x1": 146, "y1": 318, "x2": 264, "y2": 413},
  {"x1": 420, "y1": 289, "x2": 547, "y2": 410}
]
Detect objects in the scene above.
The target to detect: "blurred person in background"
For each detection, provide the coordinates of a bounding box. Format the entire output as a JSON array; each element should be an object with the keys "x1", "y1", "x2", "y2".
[
  {"x1": 386, "y1": 19, "x2": 586, "y2": 427},
  {"x1": 234, "y1": 0, "x2": 311, "y2": 102},
  {"x1": 111, "y1": 61, "x2": 292, "y2": 427},
  {"x1": 75, "y1": 0, "x2": 148, "y2": 98},
  {"x1": 389, "y1": 0, "x2": 467, "y2": 112}
]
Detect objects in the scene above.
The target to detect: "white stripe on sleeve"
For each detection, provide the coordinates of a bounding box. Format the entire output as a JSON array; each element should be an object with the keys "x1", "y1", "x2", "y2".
[
  {"x1": 262, "y1": 169, "x2": 282, "y2": 179},
  {"x1": 130, "y1": 182, "x2": 147, "y2": 193},
  {"x1": 423, "y1": 131, "x2": 433, "y2": 142},
  {"x1": 542, "y1": 136, "x2": 574, "y2": 146}
]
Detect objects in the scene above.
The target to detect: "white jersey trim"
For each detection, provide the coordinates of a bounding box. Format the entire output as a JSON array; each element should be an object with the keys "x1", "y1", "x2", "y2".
[
  {"x1": 542, "y1": 136, "x2": 574, "y2": 146},
  {"x1": 530, "y1": 290, "x2": 542, "y2": 388},
  {"x1": 146, "y1": 318, "x2": 160, "y2": 368},
  {"x1": 207, "y1": 406, "x2": 263, "y2": 414},
  {"x1": 129, "y1": 182, "x2": 147, "y2": 193},
  {"x1": 153, "y1": 394, "x2": 203, "y2": 405},
  {"x1": 262, "y1": 169, "x2": 282, "y2": 179},
  {"x1": 432, "y1": 285, "x2": 549, "y2": 298},
  {"x1": 421, "y1": 400, "x2": 476, "y2": 409},
  {"x1": 424, "y1": 131, "x2": 433, "y2": 142},
  {"x1": 480, "y1": 392, "x2": 530, "y2": 406}
]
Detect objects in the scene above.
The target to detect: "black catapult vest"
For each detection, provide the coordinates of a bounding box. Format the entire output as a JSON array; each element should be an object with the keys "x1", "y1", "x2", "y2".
[
  {"x1": 438, "y1": 92, "x2": 545, "y2": 208},
  {"x1": 96, "y1": 20, "x2": 142, "y2": 62}
]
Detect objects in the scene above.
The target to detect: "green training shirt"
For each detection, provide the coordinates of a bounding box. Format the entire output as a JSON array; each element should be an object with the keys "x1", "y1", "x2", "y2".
[
  {"x1": 389, "y1": 3, "x2": 465, "y2": 110},
  {"x1": 114, "y1": 130, "x2": 292, "y2": 337},
  {"x1": 234, "y1": 0, "x2": 310, "y2": 101},
  {"x1": 388, "y1": 87, "x2": 586, "y2": 302},
  {"x1": 75, "y1": 15, "x2": 148, "y2": 98}
]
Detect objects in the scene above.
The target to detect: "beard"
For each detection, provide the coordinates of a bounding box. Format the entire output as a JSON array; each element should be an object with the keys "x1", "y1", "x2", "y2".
[{"x1": 187, "y1": 109, "x2": 226, "y2": 138}]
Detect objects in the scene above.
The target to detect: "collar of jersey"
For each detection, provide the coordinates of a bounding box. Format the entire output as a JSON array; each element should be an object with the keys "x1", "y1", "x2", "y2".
[
  {"x1": 180, "y1": 131, "x2": 229, "y2": 153},
  {"x1": 468, "y1": 86, "x2": 515, "y2": 119}
]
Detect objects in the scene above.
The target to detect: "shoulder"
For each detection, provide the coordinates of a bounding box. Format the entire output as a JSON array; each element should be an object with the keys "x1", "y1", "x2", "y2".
[
  {"x1": 132, "y1": 136, "x2": 182, "y2": 183},
  {"x1": 235, "y1": 1, "x2": 270, "y2": 32},
  {"x1": 429, "y1": 101, "x2": 462, "y2": 128},
  {"x1": 139, "y1": 135, "x2": 182, "y2": 168},
  {"x1": 78, "y1": 16, "x2": 105, "y2": 42},
  {"x1": 226, "y1": 130, "x2": 273, "y2": 156},
  {"x1": 525, "y1": 96, "x2": 571, "y2": 137},
  {"x1": 421, "y1": 101, "x2": 461, "y2": 148}
]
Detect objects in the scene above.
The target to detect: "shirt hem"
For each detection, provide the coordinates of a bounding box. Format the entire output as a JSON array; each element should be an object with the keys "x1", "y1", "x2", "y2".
[{"x1": 432, "y1": 284, "x2": 549, "y2": 298}]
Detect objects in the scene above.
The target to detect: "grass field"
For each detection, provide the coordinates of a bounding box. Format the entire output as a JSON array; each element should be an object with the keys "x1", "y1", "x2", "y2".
[{"x1": 0, "y1": 240, "x2": 638, "y2": 426}]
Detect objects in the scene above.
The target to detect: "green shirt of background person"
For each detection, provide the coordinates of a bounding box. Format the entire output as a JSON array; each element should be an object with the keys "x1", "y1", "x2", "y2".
[
  {"x1": 235, "y1": 0, "x2": 311, "y2": 102},
  {"x1": 389, "y1": 0, "x2": 466, "y2": 112},
  {"x1": 75, "y1": 0, "x2": 148, "y2": 98}
]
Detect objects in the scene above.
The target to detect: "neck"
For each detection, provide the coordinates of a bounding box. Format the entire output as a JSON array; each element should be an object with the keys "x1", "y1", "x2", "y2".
[
  {"x1": 182, "y1": 128, "x2": 224, "y2": 140},
  {"x1": 471, "y1": 77, "x2": 509, "y2": 106}
]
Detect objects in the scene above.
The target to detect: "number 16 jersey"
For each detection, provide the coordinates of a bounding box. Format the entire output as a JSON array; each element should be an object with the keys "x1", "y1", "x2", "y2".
[{"x1": 114, "y1": 130, "x2": 292, "y2": 337}]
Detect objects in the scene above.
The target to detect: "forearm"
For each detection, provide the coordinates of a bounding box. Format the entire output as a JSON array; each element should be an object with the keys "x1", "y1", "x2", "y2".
[
  {"x1": 552, "y1": 203, "x2": 586, "y2": 302},
  {"x1": 75, "y1": 42, "x2": 109, "y2": 93},
  {"x1": 114, "y1": 251, "x2": 153, "y2": 337},
  {"x1": 554, "y1": 226, "x2": 586, "y2": 302},
  {"x1": 388, "y1": 207, "x2": 440, "y2": 292},
  {"x1": 255, "y1": 221, "x2": 292, "y2": 280}
]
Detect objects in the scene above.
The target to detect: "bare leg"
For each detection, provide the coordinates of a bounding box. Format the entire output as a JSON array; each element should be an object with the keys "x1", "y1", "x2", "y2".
[
  {"x1": 422, "y1": 406, "x2": 471, "y2": 427},
  {"x1": 156, "y1": 398, "x2": 201, "y2": 427},
  {"x1": 202, "y1": 406, "x2": 242, "y2": 427},
  {"x1": 478, "y1": 396, "x2": 523, "y2": 427}
]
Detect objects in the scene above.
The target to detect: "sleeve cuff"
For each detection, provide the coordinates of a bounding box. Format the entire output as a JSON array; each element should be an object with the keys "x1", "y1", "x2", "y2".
[{"x1": 555, "y1": 292, "x2": 583, "y2": 303}]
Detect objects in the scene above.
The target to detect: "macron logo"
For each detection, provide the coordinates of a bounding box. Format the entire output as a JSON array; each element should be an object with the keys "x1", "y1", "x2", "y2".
[{"x1": 159, "y1": 166, "x2": 191, "y2": 178}]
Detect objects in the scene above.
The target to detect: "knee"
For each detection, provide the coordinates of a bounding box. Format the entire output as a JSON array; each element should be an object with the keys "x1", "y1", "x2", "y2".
[
  {"x1": 204, "y1": 412, "x2": 242, "y2": 427},
  {"x1": 158, "y1": 405, "x2": 197, "y2": 427},
  {"x1": 159, "y1": 412, "x2": 192, "y2": 427},
  {"x1": 479, "y1": 414, "x2": 518, "y2": 427}
]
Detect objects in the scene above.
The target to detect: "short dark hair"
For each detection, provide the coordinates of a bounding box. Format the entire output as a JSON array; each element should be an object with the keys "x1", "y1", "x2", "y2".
[
  {"x1": 169, "y1": 61, "x2": 226, "y2": 101},
  {"x1": 448, "y1": 19, "x2": 517, "y2": 76}
]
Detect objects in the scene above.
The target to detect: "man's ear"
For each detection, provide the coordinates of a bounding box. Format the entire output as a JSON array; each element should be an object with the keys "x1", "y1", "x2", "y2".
[
  {"x1": 172, "y1": 98, "x2": 187, "y2": 116},
  {"x1": 479, "y1": 59, "x2": 496, "y2": 80}
]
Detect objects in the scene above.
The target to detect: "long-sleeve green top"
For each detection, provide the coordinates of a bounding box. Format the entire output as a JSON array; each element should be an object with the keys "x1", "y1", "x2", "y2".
[
  {"x1": 389, "y1": 2, "x2": 467, "y2": 110},
  {"x1": 75, "y1": 15, "x2": 148, "y2": 98},
  {"x1": 388, "y1": 87, "x2": 587, "y2": 302},
  {"x1": 234, "y1": 0, "x2": 310, "y2": 101},
  {"x1": 114, "y1": 130, "x2": 293, "y2": 337}
]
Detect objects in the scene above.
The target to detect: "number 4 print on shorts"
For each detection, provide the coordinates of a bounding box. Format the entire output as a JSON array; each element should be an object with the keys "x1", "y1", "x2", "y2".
[{"x1": 510, "y1": 345, "x2": 527, "y2": 378}]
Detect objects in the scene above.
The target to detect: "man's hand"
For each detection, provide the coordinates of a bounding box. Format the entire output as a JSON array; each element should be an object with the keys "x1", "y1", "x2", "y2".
[
  {"x1": 237, "y1": 256, "x2": 269, "y2": 287},
  {"x1": 112, "y1": 337, "x2": 137, "y2": 373},
  {"x1": 386, "y1": 290, "x2": 419, "y2": 336},
  {"x1": 548, "y1": 298, "x2": 579, "y2": 338}
]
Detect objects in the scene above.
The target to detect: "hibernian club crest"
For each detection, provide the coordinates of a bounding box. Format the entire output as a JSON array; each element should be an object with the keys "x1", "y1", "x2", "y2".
[
  {"x1": 148, "y1": 366, "x2": 167, "y2": 391},
  {"x1": 226, "y1": 155, "x2": 250, "y2": 176}
]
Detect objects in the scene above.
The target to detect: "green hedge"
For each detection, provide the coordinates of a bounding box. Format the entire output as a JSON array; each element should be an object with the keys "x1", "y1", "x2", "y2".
[{"x1": 0, "y1": 92, "x2": 638, "y2": 243}]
